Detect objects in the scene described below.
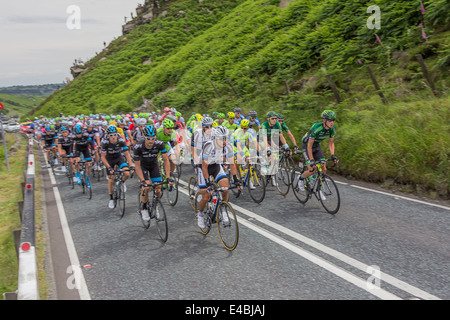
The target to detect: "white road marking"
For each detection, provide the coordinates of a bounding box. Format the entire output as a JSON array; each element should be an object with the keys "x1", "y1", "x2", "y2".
[{"x1": 178, "y1": 179, "x2": 442, "y2": 300}]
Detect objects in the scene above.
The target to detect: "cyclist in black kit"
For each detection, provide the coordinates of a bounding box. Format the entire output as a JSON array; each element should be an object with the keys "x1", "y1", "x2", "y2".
[
  {"x1": 133, "y1": 125, "x2": 173, "y2": 221},
  {"x1": 101, "y1": 125, "x2": 134, "y2": 209}
]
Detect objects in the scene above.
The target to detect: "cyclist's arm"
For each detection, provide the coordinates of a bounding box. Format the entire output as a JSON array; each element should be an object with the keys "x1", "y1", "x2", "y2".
[
  {"x1": 101, "y1": 151, "x2": 111, "y2": 170},
  {"x1": 161, "y1": 152, "x2": 171, "y2": 179},
  {"x1": 287, "y1": 130, "x2": 297, "y2": 149},
  {"x1": 124, "y1": 149, "x2": 133, "y2": 167},
  {"x1": 307, "y1": 139, "x2": 315, "y2": 163},
  {"x1": 134, "y1": 160, "x2": 145, "y2": 182},
  {"x1": 328, "y1": 137, "x2": 335, "y2": 157}
]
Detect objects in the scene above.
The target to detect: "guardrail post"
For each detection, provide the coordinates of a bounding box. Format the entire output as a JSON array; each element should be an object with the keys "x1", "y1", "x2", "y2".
[{"x1": 16, "y1": 135, "x2": 39, "y2": 300}]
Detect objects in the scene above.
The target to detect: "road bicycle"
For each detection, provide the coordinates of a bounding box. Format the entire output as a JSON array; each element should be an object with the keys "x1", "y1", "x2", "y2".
[
  {"x1": 76, "y1": 159, "x2": 92, "y2": 200},
  {"x1": 61, "y1": 154, "x2": 75, "y2": 189},
  {"x1": 159, "y1": 156, "x2": 179, "y2": 206},
  {"x1": 187, "y1": 175, "x2": 198, "y2": 210},
  {"x1": 291, "y1": 157, "x2": 340, "y2": 214},
  {"x1": 111, "y1": 166, "x2": 133, "y2": 218},
  {"x1": 261, "y1": 149, "x2": 291, "y2": 196},
  {"x1": 228, "y1": 157, "x2": 266, "y2": 203},
  {"x1": 137, "y1": 181, "x2": 169, "y2": 242},
  {"x1": 193, "y1": 182, "x2": 239, "y2": 251}
]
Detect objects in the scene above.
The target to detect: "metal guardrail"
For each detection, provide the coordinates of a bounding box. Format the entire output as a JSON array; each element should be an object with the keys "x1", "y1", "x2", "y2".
[{"x1": 3, "y1": 134, "x2": 39, "y2": 300}]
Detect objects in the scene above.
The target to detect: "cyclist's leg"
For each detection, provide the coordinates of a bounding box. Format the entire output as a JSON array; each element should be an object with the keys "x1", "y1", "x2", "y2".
[
  {"x1": 197, "y1": 166, "x2": 210, "y2": 211},
  {"x1": 214, "y1": 165, "x2": 229, "y2": 201},
  {"x1": 84, "y1": 148, "x2": 92, "y2": 176}
]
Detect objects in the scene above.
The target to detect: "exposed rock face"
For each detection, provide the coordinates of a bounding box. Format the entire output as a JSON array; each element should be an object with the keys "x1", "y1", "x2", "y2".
[
  {"x1": 70, "y1": 66, "x2": 86, "y2": 78},
  {"x1": 122, "y1": 0, "x2": 175, "y2": 35}
]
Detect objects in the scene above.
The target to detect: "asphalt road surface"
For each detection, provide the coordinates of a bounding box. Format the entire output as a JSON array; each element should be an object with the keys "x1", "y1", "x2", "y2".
[{"x1": 40, "y1": 153, "x2": 449, "y2": 301}]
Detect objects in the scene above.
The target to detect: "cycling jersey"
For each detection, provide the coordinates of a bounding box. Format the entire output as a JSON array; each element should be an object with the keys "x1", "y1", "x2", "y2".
[
  {"x1": 302, "y1": 122, "x2": 336, "y2": 148},
  {"x1": 133, "y1": 139, "x2": 167, "y2": 182},
  {"x1": 41, "y1": 132, "x2": 58, "y2": 148},
  {"x1": 223, "y1": 121, "x2": 239, "y2": 132},
  {"x1": 133, "y1": 139, "x2": 167, "y2": 167},
  {"x1": 260, "y1": 121, "x2": 282, "y2": 145},
  {"x1": 101, "y1": 138, "x2": 128, "y2": 159}
]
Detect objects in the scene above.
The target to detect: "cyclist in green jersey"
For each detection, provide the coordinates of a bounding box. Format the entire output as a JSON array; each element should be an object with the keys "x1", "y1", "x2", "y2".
[
  {"x1": 260, "y1": 111, "x2": 289, "y2": 153},
  {"x1": 223, "y1": 112, "x2": 239, "y2": 132},
  {"x1": 297, "y1": 110, "x2": 339, "y2": 190},
  {"x1": 155, "y1": 118, "x2": 178, "y2": 174}
]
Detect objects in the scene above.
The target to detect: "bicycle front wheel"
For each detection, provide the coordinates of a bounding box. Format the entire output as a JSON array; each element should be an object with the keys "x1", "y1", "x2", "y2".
[
  {"x1": 154, "y1": 199, "x2": 168, "y2": 242},
  {"x1": 187, "y1": 175, "x2": 198, "y2": 210},
  {"x1": 247, "y1": 166, "x2": 265, "y2": 203},
  {"x1": 166, "y1": 174, "x2": 178, "y2": 206},
  {"x1": 217, "y1": 201, "x2": 239, "y2": 251},
  {"x1": 318, "y1": 174, "x2": 340, "y2": 214},
  {"x1": 292, "y1": 173, "x2": 309, "y2": 204},
  {"x1": 275, "y1": 161, "x2": 290, "y2": 196},
  {"x1": 117, "y1": 182, "x2": 126, "y2": 218}
]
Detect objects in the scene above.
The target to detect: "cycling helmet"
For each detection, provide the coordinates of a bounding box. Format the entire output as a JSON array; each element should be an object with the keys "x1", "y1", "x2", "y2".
[
  {"x1": 164, "y1": 107, "x2": 171, "y2": 113},
  {"x1": 212, "y1": 125, "x2": 229, "y2": 138},
  {"x1": 137, "y1": 118, "x2": 147, "y2": 126},
  {"x1": 201, "y1": 116, "x2": 214, "y2": 127},
  {"x1": 277, "y1": 113, "x2": 285, "y2": 120},
  {"x1": 227, "y1": 112, "x2": 235, "y2": 119},
  {"x1": 248, "y1": 110, "x2": 257, "y2": 117},
  {"x1": 60, "y1": 126, "x2": 68, "y2": 132},
  {"x1": 266, "y1": 111, "x2": 277, "y2": 118},
  {"x1": 321, "y1": 110, "x2": 336, "y2": 120},
  {"x1": 163, "y1": 118, "x2": 175, "y2": 129},
  {"x1": 45, "y1": 125, "x2": 51, "y2": 131},
  {"x1": 240, "y1": 119, "x2": 250, "y2": 128},
  {"x1": 234, "y1": 107, "x2": 242, "y2": 113},
  {"x1": 143, "y1": 125, "x2": 156, "y2": 137},
  {"x1": 107, "y1": 125, "x2": 117, "y2": 134},
  {"x1": 217, "y1": 113, "x2": 226, "y2": 119},
  {"x1": 116, "y1": 115, "x2": 122, "y2": 120},
  {"x1": 74, "y1": 124, "x2": 83, "y2": 134},
  {"x1": 195, "y1": 113, "x2": 203, "y2": 121},
  {"x1": 176, "y1": 111, "x2": 182, "y2": 118}
]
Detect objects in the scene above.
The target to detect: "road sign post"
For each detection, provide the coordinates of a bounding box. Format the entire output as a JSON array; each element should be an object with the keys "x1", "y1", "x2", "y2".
[{"x1": 0, "y1": 102, "x2": 10, "y2": 170}]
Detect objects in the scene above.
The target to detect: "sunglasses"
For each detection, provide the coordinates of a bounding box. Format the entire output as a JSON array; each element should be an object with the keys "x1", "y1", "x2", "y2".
[
  {"x1": 108, "y1": 133, "x2": 119, "y2": 137},
  {"x1": 269, "y1": 117, "x2": 277, "y2": 120},
  {"x1": 145, "y1": 136, "x2": 156, "y2": 141}
]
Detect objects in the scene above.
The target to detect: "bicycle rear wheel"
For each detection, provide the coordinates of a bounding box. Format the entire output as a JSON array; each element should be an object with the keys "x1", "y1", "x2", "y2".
[
  {"x1": 217, "y1": 201, "x2": 239, "y2": 251},
  {"x1": 247, "y1": 166, "x2": 265, "y2": 203},
  {"x1": 117, "y1": 182, "x2": 126, "y2": 218},
  {"x1": 187, "y1": 176, "x2": 198, "y2": 210},
  {"x1": 154, "y1": 199, "x2": 168, "y2": 242},
  {"x1": 166, "y1": 174, "x2": 178, "y2": 206},
  {"x1": 318, "y1": 174, "x2": 340, "y2": 214}
]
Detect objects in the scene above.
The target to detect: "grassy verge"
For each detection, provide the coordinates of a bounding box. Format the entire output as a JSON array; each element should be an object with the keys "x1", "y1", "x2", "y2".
[{"x1": 0, "y1": 133, "x2": 47, "y2": 299}]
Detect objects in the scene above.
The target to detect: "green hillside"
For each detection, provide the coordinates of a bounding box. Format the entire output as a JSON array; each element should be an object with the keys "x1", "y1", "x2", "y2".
[
  {"x1": 0, "y1": 93, "x2": 45, "y2": 118},
  {"x1": 34, "y1": 0, "x2": 450, "y2": 198}
]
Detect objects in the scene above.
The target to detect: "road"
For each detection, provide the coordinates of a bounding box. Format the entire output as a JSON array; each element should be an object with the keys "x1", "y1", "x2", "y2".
[{"x1": 40, "y1": 152, "x2": 450, "y2": 301}]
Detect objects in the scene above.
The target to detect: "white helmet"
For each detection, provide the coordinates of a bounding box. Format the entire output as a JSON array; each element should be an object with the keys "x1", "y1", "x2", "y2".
[{"x1": 212, "y1": 125, "x2": 229, "y2": 138}]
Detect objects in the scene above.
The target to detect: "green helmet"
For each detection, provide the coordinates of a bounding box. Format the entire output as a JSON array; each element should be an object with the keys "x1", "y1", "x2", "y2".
[
  {"x1": 163, "y1": 118, "x2": 174, "y2": 129},
  {"x1": 277, "y1": 113, "x2": 285, "y2": 120},
  {"x1": 321, "y1": 110, "x2": 336, "y2": 120},
  {"x1": 217, "y1": 113, "x2": 225, "y2": 119},
  {"x1": 266, "y1": 111, "x2": 277, "y2": 118}
]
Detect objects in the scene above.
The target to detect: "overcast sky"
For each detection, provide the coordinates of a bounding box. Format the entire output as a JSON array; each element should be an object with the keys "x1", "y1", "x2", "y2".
[{"x1": 0, "y1": 0, "x2": 143, "y2": 87}]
